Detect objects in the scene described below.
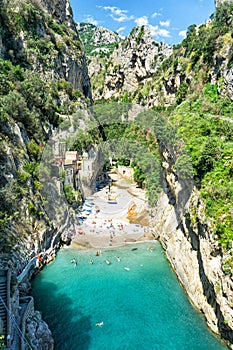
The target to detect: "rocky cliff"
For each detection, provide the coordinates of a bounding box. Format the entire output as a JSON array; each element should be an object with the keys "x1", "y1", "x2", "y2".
[
  {"x1": 0, "y1": 0, "x2": 91, "y2": 97},
  {"x1": 0, "y1": 0, "x2": 91, "y2": 265},
  {"x1": 0, "y1": 0, "x2": 92, "y2": 348},
  {"x1": 87, "y1": 9, "x2": 233, "y2": 108},
  {"x1": 151, "y1": 145, "x2": 233, "y2": 347},
  {"x1": 215, "y1": 0, "x2": 233, "y2": 7},
  {"x1": 78, "y1": 22, "x2": 122, "y2": 57},
  {"x1": 88, "y1": 25, "x2": 172, "y2": 102}
]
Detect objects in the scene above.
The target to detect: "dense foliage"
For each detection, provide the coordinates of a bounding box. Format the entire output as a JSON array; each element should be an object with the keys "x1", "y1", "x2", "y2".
[
  {"x1": 170, "y1": 106, "x2": 233, "y2": 250},
  {"x1": 0, "y1": 58, "x2": 70, "y2": 252},
  {"x1": 0, "y1": 0, "x2": 87, "y2": 253}
]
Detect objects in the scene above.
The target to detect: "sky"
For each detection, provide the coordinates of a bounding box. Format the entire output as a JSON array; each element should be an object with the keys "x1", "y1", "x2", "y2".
[{"x1": 69, "y1": 0, "x2": 216, "y2": 45}]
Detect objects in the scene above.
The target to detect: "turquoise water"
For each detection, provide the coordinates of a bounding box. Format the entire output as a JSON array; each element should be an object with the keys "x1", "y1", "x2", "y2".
[{"x1": 31, "y1": 242, "x2": 228, "y2": 350}]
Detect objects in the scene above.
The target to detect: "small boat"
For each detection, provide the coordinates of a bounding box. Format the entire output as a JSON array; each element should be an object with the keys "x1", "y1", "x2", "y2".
[
  {"x1": 96, "y1": 321, "x2": 104, "y2": 327},
  {"x1": 117, "y1": 257, "x2": 121, "y2": 262},
  {"x1": 90, "y1": 259, "x2": 93, "y2": 265},
  {"x1": 124, "y1": 267, "x2": 130, "y2": 271},
  {"x1": 105, "y1": 259, "x2": 111, "y2": 265}
]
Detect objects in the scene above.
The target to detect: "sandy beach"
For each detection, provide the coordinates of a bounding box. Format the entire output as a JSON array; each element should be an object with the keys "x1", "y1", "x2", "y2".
[{"x1": 72, "y1": 170, "x2": 155, "y2": 249}]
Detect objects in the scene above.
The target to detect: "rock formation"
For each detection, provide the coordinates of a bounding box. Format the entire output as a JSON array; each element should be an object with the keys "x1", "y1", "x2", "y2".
[
  {"x1": 0, "y1": 0, "x2": 91, "y2": 347},
  {"x1": 87, "y1": 25, "x2": 172, "y2": 102},
  {"x1": 78, "y1": 22, "x2": 122, "y2": 57},
  {"x1": 151, "y1": 145, "x2": 233, "y2": 348}
]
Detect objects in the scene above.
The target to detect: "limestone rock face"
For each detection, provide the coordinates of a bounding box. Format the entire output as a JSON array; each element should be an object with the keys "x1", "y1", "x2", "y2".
[
  {"x1": 41, "y1": 0, "x2": 75, "y2": 29},
  {"x1": 78, "y1": 22, "x2": 122, "y2": 58},
  {"x1": 89, "y1": 26, "x2": 172, "y2": 101},
  {"x1": 0, "y1": 0, "x2": 91, "y2": 97},
  {"x1": 92, "y1": 27, "x2": 121, "y2": 46},
  {"x1": 87, "y1": 18, "x2": 233, "y2": 107},
  {"x1": 78, "y1": 23, "x2": 122, "y2": 47},
  {"x1": 209, "y1": 42, "x2": 233, "y2": 100},
  {"x1": 27, "y1": 311, "x2": 54, "y2": 350},
  {"x1": 0, "y1": 1, "x2": 91, "y2": 347},
  {"x1": 151, "y1": 148, "x2": 233, "y2": 348}
]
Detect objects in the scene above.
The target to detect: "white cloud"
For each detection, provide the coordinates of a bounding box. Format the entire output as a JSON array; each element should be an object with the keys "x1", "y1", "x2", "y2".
[
  {"x1": 117, "y1": 26, "x2": 126, "y2": 34},
  {"x1": 159, "y1": 20, "x2": 170, "y2": 27},
  {"x1": 84, "y1": 15, "x2": 99, "y2": 26},
  {"x1": 152, "y1": 12, "x2": 161, "y2": 18},
  {"x1": 149, "y1": 25, "x2": 170, "y2": 38},
  {"x1": 97, "y1": 5, "x2": 134, "y2": 22},
  {"x1": 148, "y1": 24, "x2": 158, "y2": 36},
  {"x1": 179, "y1": 30, "x2": 187, "y2": 38},
  {"x1": 134, "y1": 15, "x2": 170, "y2": 39},
  {"x1": 135, "y1": 16, "x2": 149, "y2": 26}
]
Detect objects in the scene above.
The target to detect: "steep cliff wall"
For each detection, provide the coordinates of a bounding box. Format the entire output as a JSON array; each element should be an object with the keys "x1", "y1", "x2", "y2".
[
  {"x1": 0, "y1": 0, "x2": 91, "y2": 97},
  {"x1": 78, "y1": 22, "x2": 122, "y2": 57},
  {"x1": 151, "y1": 148, "x2": 233, "y2": 348},
  {"x1": 88, "y1": 26, "x2": 172, "y2": 102},
  {"x1": 0, "y1": 0, "x2": 91, "y2": 267},
  {"x1": 86, "y1": 6, "x2": 233, "y2": 109},
  {"x1": 0, "y1": 0, "x2": 92, "y2": 347}
]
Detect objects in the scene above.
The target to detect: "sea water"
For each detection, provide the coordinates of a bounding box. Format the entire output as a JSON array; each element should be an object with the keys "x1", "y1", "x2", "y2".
[{"x1": 31, "y1": 242, "x2": 228, "y2": 350}]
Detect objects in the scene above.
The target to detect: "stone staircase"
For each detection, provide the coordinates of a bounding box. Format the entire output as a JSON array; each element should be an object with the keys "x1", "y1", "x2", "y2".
[{"x1": 0, "y1": 269, "x2": 11, "y2": 345}]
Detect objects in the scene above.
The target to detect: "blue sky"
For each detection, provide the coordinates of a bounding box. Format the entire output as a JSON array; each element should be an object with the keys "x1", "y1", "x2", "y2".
[{"x1": 70, "y1": 0, "x2": 216, "y2": 45}]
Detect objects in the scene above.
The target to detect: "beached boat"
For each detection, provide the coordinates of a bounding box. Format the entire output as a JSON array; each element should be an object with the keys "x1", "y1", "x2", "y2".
[{"x1": 107, "y1": 194, "x2": 117, "y2": 203}]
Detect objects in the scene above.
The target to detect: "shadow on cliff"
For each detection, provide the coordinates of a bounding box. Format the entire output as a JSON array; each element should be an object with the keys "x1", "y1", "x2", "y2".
[
  {"x1": 162, "y1": 169, "x2": 232, "y2": 345},
  {"x1": 32, "y1": 281, "x2": 92, "y2": 350},
  {"x1": 185, "y1": 217, "x2": 233, "y2": 346}
]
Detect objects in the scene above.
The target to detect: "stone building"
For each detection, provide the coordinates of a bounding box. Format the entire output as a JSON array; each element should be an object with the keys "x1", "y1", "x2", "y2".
[{"x1": 64, "y1": 151, "x2": 82, "y2": 190}]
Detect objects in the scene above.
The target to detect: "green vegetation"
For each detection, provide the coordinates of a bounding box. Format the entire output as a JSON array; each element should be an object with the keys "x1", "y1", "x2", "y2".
[
  {"x1": 135, "y1": 25, "x2": 145, "y2": 44},
  {"x1": 223, "y1": 256, "x2": 233, "y2": 276},
  {"x1": 0, "y1": 0, "x2": 83, "y2": 70},
  {"x1": 78, "y1": 22, "x2": 120, "y2": 57},
  {"x1": 0, "y1": 335, "x2": 5, "y2": 349},
  {"x1": 170, "y1": 106, "x2": 233, "y2": 251},
  {"x1": 69, "y1": 104, "x2": 186, "y2": 206},
  {"x1": 133, "y1": 166, "x2": 146, "y2": 188},
  {"x1": 64, "y1": 185, "x2": 75, "y2": 205},
  {"x1": 0, "y1": 0, "x2": 88, "y2": 253},
  {"x1": 85, "y1": 2, "x2": 233, "y2": 254}
]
